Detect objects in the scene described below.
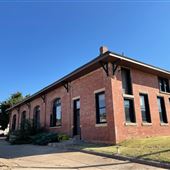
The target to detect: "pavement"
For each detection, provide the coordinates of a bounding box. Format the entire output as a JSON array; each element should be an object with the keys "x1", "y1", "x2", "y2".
[{"x1": 0, "y1": 139, "x2": 166, "y2": 170}]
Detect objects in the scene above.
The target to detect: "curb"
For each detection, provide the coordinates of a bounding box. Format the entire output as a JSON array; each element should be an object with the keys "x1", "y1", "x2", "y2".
[{"x1": 68, "y1": 148, "x2": 170, "y2": 169}]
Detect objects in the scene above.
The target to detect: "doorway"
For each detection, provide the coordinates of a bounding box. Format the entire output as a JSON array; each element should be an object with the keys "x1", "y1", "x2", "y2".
[{"x1": 73, "y1": 99, "x2": 81, "y2": 137}]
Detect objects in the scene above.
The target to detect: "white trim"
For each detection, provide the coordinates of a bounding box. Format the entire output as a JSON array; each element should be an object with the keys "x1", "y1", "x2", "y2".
[
  {"x1": 141, "y1": 122, "x2": 152, "y2": 126},
  {"x1": 94, "y1": 88, "x2": 105, "y2": 94},
  {"x1": 124, "y1": 122, "x2": 137, "y2": 126},
  {"x1": 160, "y1": 123, "x2": 169, "y2": 126},
  {"x1": 123, "y1": 94, "x2": 134, "y2": 99},
  {"x1": 49, "y1": 126, "x2": 62, "y2": 129},
  {"x1": 72, "y1": 96, "x2": 80, "y2": 101},
  {"x1": 159, "y1": 91, "x2": 170, "y2": 96},
  {"x1": 95, "y1": 123, "x2": 107, "y2": 127},
  {"x1": 110, "y1": 53, "x2": 170, "y2": 75}
]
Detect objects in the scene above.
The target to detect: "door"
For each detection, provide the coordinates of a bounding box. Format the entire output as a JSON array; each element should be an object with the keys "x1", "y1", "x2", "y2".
[{"x1": 73, "y1": 99, "x2": 81, "y2": 137}]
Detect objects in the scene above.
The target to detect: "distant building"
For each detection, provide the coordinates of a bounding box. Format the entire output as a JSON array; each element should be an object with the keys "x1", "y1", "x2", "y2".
[{"x1": 7, "y1": 47, "x2": 170, "y2": 144}]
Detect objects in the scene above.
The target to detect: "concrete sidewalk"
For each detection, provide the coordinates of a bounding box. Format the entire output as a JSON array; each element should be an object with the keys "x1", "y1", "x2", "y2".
[{"x1": 0, "y1": 139, "x2": 165, "y2": 170}]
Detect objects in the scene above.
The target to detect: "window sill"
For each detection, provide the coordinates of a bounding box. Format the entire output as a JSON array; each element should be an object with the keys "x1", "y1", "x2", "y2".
[
  {"x1": 160, "y1": 123, "x2": 169, "y2": 126},
  {"x1": 159, "y1": 91, "x2": 170, "y2": 95},
  {"x1": 49, "y1": 126, "x2": 62, "y2": 129},
  {"x1": 95, "y1": 123, "x2": 107, "y2": 127},
  {"x1": 124, "y1": 122, "x2": 137, "y2": 126},
  {"x1": 141, "y1": 122, "x2": 152, "y2": 126},
  {"x1": 123, "y1": 94, "x2": 134, "y2": 99}
]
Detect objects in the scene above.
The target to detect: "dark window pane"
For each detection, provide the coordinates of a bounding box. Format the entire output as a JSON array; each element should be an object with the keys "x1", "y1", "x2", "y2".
[
  {"x1": 76, "y1": 100, "x2": 80, "y2": 109},
  {"x1": 53, "y1": 98, "x2": 62, "y2": 127},
  {"x1": 140, "y1": 94, "x2": 151, "y2": 123},
  {"x1": 96, "y1": 92, "x2": 107, "y2": 124},
  {"x1": 124, "y1": 99, "x2": 136, "y2": 123},
  {"x1": 12, "y1": 115, "x2": 16, "y2": 131},
  {"x1": 21, "y1": 111, "x2": 26, "y2": 129},
  {"x1": 33, "y1": 106, "x2": 40, "y2": 129},
  {"x1": 99, "y1": 108, "x2": 106, "y2": 123},
  {"x1": 98, "y1": 94, "x2": 105, "y2": 108},
  {"x1": 21, "y1": 111, "x2": 26, "y2": 122},
  {"x1": 121, "y1": 68, "x2": 132, "y2": 95},
  {"x1": 157, "y1": 97, "x2": 168, "y2": 123},
  {"x1": 159, "y1": 77, "x2": 170, "y2": 93}
]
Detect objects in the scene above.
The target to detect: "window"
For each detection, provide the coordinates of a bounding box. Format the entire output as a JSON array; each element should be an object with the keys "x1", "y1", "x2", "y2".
[
  {"x1": 73, "y1": 99, "x2": 80, "y2": 136},
  {"x1": 21, "y1": 111, "x2": 26, "y2": 129},
  {"x1": 157, "y1": 97, "x2": 168, "y2": 123},
  {"x1": 124, "y1": 98, "x2": 136, "y2": 123},
  {"x1": 140, "y1": 94, "x2": 151, "y2": 123},
  {"x1": 21, "y1": 111, "x2": 26, "y2": 122},
  {"x1": 159, "y1": 77, "x2": 170, "y2": 93},
  {"x1": 121, "y1": 68, "x2": 132, "y2": 95},
  {"x1": 51, "y1": 98, "x2": 62, "y2": 127},
  {"x1": 95, "y1": 92, "x2": 107, "y2": 124},
  {"x1": 33, "y1": 106, "x2": 40, "y2": 129},
  {"x1": 12, "y1": 114, "x2": 16, "y2": 131}
]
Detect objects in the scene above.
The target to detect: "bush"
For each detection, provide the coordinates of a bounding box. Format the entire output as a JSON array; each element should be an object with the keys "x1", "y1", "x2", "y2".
[
  {"x1": 31, "y1": 132, "x2": 59, "y2": 145},
  {"x1": 58, "y1": 134, "x2": 69, "y2": 142},
  {"x1": 9, "y1": 133, "x2": 32, "y2": 145},
  {"x1": 9, "y1": 119, "x2": 44, "y2": 145},
  {"x1": 8, "y1": 118, "x2": 69, "y2": 145}
]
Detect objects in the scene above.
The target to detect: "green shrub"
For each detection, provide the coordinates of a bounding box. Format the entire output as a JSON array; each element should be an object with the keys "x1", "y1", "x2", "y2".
[
  {"x1": 9, "y1": 131, "x2": 32, "y2": 145},
  {"x1": 8, "y1": 118, "x2": 69, "y2": 145},
  {"x1": 9, "y1": 119, "x2": 44, "y2": 145},
  {"x1": 58, "y1": 134, "x2": 69, "y2": 142},
  {"x1": 31, "y1": 132, "x2": 59, "y2": 145}
]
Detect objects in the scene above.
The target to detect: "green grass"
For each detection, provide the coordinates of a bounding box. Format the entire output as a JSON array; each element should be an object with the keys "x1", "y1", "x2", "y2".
[{"x1": 73, "y1": 136, "x2": 170, "y2": 163}]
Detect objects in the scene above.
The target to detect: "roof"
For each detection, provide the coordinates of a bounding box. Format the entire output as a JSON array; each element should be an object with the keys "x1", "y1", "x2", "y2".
[{"x1": 7, "y1": 49, "x2": 170, "y2": 111}]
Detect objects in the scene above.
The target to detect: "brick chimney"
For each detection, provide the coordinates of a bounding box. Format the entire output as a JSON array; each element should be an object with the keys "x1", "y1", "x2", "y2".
[{"x1": 100, "y1": 46, "x2": 108, "y2": 55}]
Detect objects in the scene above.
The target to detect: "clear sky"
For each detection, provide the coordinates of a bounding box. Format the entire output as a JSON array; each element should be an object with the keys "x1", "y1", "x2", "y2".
[{"x1": 1, "y1": 1, "x2": 170, "y2": 101}]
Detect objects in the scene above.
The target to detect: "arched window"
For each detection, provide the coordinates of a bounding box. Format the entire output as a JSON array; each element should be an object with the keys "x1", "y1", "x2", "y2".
[
  {"x1": 12, "y1": 114, "x2": 16, "y2": 131},
  {"x1": 33, "y1": 106, "x2": 40, "y2": 129},
  {"x1": 51, "y1": 98, "x2": 61, "y2": 127},
  {"x1": 21, "y1": 111, "x2": 26, "y2": 129},
  {"x1": 21, "y1": 111, "x2": 26, "y2": 122}
]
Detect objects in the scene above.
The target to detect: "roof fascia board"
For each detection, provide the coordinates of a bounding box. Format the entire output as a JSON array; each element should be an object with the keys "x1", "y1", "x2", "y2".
[
  {"x1": 7, "y1": 52, "x2": 110, "y2": 111},
  {"x1": 109, "y1": 52, "x2": 170, "y2": 75}
]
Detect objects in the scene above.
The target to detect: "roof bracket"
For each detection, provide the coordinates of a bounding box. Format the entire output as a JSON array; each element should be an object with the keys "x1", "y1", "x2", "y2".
[
  {"x1": 112, "y1": 59, "x2": 122, "y2": 75},
  {"x1": 100, "y1": 61, "x2": 109, "y2": 76},
  {"x1": 41, "y1": 95, "x2": 46, "y2": 103},
  {"x1": 63, "y1": 81, "x2": 69, "y2": 92}
]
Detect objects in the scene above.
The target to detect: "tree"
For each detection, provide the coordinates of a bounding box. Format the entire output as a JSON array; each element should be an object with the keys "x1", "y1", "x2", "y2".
[
  {"x1": 0, "y1": 92, "x2": 26, "y2": 130},
  {"x1": 0, "y1": 101, "x2": 10, "y2": 130}
]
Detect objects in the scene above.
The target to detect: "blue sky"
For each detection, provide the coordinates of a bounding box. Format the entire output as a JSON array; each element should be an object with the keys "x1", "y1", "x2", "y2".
[{"x1": 0, "y1": 1, "x2": 170, "y2": 101}]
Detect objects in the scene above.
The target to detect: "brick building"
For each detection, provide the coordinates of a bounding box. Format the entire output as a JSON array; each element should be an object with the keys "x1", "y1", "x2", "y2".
[{"x1": 8, "y1": 47, "x2": 170, "y2": 144}]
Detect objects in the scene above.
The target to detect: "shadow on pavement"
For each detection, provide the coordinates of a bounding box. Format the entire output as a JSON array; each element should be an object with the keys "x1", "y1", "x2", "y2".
[{"x1": 0, "y1": 138, "x2": 74, "y2": 159}]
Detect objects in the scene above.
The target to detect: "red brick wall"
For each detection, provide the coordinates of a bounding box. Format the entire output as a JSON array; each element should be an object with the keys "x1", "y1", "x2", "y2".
[
  {"x1": 69, "y1": 65, "x2": 115, "y2": 143},
  {"x1": 45, "y1": 86, "x2": 71, "y2": 135},
  {"x1": 10, "y1": 63, "x2": 170, "y2": 144},
  {"x1": 10, "y1": 66, "x2": 116, "y2": 143},
  {"x1": 30, "y1": 98, "x2": 46, "y2": 128},
  {"x1": 112, "y1": 66, "x2": 170, "y2": 143},
  {"x1": 45, "y1": 67, "x2": 116, "y2": 143},
  {"x1": 9, "y1": 109, "x2": 18, "y2": 130}
]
